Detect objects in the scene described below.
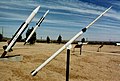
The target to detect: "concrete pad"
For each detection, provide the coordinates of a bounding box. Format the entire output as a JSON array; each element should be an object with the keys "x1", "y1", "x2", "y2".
[{"x1": 0, "y1": 55, "x2": 23, "y2": 62}]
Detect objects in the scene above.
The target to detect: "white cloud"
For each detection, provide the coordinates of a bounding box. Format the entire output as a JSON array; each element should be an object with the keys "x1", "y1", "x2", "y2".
[
  {"x1": 0, "y1": 0, "x2": 120, "y2": 41},
  {"x1": 112, "y1": 1, "x2": 120, "y2": 7},
  {"x1": 0, "y1": 0, "x2": 38, "y2": 10}
]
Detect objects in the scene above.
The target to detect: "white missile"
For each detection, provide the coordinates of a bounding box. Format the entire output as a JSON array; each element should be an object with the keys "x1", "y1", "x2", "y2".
[
  {"x1": 31, "y1": 6, "x2": 112, "y2": 76},
  {"x1": 1, "y1": 6, "x2": 40, "y2": 58},
  {"x1": 24, "y1": 10, "x2": 49, "y2": 45}
]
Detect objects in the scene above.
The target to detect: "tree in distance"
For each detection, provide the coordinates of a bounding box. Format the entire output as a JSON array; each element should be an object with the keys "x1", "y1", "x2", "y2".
[
  {"x1": 26, "y1": 27, "x2": 36, "y2": 45},
  {"x1": 81, "y1": 38, "x2": 85, "y2": 43},
  {"x1": 46, "y1": 36, "x2": 50, "y2": 43},
  {"x1": 16, "y1": 35, "x2": 22, "y2": 42},
  {"x1": 0, "y1": 34, "x2": 3, "y2": 41},
  {"x1": 57, "y1": 35, "x2": 62, "y2": 44}
]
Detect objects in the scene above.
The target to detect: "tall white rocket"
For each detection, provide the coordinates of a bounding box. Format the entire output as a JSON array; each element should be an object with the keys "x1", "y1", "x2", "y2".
[
  {"x1": 24, "y1": 10, "x2": 49, "y2": 45},
  {"x1": 1, "y1": 6, "x2": 40, "y2": 57},
  {"x1": 31, "y1": 6, "x2": 112, "y2": 76}
]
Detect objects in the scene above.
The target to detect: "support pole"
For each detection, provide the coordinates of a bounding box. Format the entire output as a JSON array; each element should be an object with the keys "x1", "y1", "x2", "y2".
[
  {"x1": 66, "y1": 44, "x2": 72, "y2": 81},
  {"x1": 80, "y1": 44, "x2": 83, "y2": 55},
  {"x1": 66, "y1": 49, "x2": 70, "y2": 81}
]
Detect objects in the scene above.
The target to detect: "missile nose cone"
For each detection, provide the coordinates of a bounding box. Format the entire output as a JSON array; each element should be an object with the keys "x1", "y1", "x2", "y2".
[
  {"x1": 43, "y1": 10, "x2": 49, "y2": 17},
  {"x1": 109, "y1": 6, "x2": 112, "y2": 9},
  {"x1": 46, "y1": 10, "x2": 49, "y2": 15},
  {"x1": 34, "y1": 5, "x2": 40, "y2": 13},
  {"x1": 47, "y1": 10, "x2": 49, "y2": 13}
]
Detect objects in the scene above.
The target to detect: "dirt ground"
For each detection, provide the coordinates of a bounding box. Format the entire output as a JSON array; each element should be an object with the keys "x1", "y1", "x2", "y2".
[{"x1": 0, "y1": 42, "x2": 120, "y2": 81}]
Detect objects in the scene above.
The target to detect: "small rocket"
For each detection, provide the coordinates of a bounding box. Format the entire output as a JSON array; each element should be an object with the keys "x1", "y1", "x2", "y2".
[
  {"x1": 24, "y1": 10, "x2": 49, "y2": 45},
  {"x1": 31, "y1": 6, "x2": 112, "y2": 76},
  {"x1": 1, "y1": 6, "x2": 40, "y2": 58}
]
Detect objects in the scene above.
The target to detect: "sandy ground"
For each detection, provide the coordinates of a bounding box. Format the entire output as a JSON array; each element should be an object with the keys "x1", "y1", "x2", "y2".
[{"x1": 0, "y1": 42, "x2": 120, "y2": 81}]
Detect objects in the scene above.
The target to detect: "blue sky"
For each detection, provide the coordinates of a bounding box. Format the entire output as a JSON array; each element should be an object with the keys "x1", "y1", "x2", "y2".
[{"x1": 0, "y1": 0, "x2": 120, "y2": 41}]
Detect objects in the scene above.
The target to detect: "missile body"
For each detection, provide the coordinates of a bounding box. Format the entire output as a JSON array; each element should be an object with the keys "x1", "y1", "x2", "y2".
[
  {"x1": 24, "y1": 10, "x2": 49, "y2": 45},
  {"x1": 1, "y1": 6, "x2": 40, "y2": 58},
  {"x1": 31, "y1": 6, "x2": 112, "y2": 76}
]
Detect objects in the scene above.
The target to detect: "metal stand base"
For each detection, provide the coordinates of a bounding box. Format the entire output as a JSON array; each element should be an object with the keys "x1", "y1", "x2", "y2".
[{"x1": 0, "y1": 55, "x2": 23, "y2": 62}]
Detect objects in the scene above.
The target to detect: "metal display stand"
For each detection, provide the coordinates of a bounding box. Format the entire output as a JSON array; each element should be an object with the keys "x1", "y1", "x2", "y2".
[{"x1": 66, "y1": 44, "x2": 72, "y2": 81}]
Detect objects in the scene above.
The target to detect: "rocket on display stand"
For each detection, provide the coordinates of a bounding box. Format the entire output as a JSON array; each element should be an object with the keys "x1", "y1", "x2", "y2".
[
  {"x1": 1, "y1": 6, "x2": 40, "y2": 58},
  {"x1": 24, "y1": 10, "x2": 49, "y2": 45},
  {"x1": 31, "y1": 6, "x2": 112, "y2": 76}
]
